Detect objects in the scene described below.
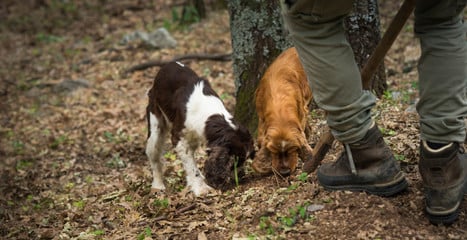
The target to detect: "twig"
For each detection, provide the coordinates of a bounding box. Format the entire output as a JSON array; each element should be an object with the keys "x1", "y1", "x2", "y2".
[
  {"x1": 175, "y1": 203, "x2": 197, "y2": 214},
  {"x1": 125, "y1": 53, "x2": 232, "y2": 73},
  {"x1": 153, "y1": 203, "x2": 197, "y2": 221},
  {"x1": 271, "y1": 167, "x2": 288, "y2": 187},
  {"x1": 302, "y1": 127, "x2": 335, "y2": 173}
]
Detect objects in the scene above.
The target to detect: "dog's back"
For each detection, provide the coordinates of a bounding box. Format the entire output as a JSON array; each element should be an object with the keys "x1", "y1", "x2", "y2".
[
  {"x1": 148, "y1": 62, "x2": 218, "y2": 124},
  {"x1": 253, "y1": 47, "x2": 313, "y2": 175},
  {"x1": 256, "y1": 47, "x2": 312, "y2": 140}
]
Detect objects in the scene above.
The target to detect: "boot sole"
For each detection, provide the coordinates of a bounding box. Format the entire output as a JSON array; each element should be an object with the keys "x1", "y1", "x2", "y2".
[
  {"x1": 426, "y1": 209, "x2": 460, "y2": 226},
  {"x1": 320, "y1": 171, "x2": 408, "y2": 197},
  {"x1": 425, "y1": 177, "x2": 467, "y2": 225}
]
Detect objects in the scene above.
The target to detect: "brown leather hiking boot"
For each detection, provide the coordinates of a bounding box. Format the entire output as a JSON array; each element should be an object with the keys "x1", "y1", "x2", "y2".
[
  {"x1": 317, "y1": 124, "x2": 408, "y2": 196},
  {"x1": 419, "y1": 140, "x2": 467, "y2": 225}
]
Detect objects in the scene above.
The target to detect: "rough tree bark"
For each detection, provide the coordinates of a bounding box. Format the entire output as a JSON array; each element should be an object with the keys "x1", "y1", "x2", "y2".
[
  {"x1": 228, "y1": 0, "x2": 291, "y2": 135},
  {"x1": 229, "y1": 0, "x2": 386, "y2": 134},
  {"x1": 344, "y1": 0, "x2": 386, "y2": 96}
]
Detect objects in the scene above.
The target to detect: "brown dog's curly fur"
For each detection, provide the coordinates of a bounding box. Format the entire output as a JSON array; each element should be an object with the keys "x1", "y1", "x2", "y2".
[{"x1": 253, "y1": 47, "x2": 313, "y2": 175}]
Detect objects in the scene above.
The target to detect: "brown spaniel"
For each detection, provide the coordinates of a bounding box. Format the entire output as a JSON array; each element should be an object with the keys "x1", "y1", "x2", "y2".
[{"x1": 252, "y1": 47, "x2": 313, "y2": 175}]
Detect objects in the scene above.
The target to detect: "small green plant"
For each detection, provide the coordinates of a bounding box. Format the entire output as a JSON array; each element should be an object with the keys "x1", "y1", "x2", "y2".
[
  {"x1": 258, "y1": 216, "x2": 275, "y2": 235},
  {"x1": 278, "y1": 202, "x2": 312, "y2": 228},
  {"x1": 164, "y1": 151, "x2": 177, "y2": 161},
  {"x1": 287, "y1": 183, "x2": 298, "y2": 191},
  {"x1": 12, "y1": 140, "x2": 25, "y2": 154},
  {"x1": 26, "y1": 194, "x2": 34, "y2": 202},
  {"x1": 25, "y1": 103, "x2": 39, "y2": 115},
  {"x1": 181, "y1": 5, "x2": 200, "y2": 24},
  {"x1": 153, "y1": 198, "x2": 169, "y2": 215},
  {"x1": 233, "y1": 158, "x2": 240, "y2": 187},
  {"x1": 91, "y1": 229, "x2": 105, "y2": 236},
  {"x1": 168, "y1": 5, "x2": 200, "y2": 30},
  {"x1": 103, "y1": 130, "x2": 130, "y2": 144},
  {"x1": 81, "y1": 35, "x2": 93, "y2": 44},
  {"x1": 35, "y1": 33, "x2": 64, "y2": 43},
  {"x1": 5, "y1": 129, "x2": 14, "y2": 138},
  {"x1": 411, "y1": 80, "x2": 419, "y2": 89},
  {"x1": 137, "y1": 227, "x2": 152, "y2": 240},
  {"x1": 202, "y1": 68, "x2": 211, "y2": 77},
  {"x1": 16, "y1": 159, "x2": 32, "y2": 170},
  {"x1": 106, "y1": 153, "x2": 126, "y2": 169},
  {"x1": 394, "y1": 154, "x2": 406, "y2": 162},
  {"x1": 73, "y1": 199, "x2": 85, "y2": 210},
  {"x1": 279, "y1": 215, "x2": 295, "y2": 227},
  {"x1": 50, "y1": 135, "x2": 68, "y2": 149},
  {"x1": 220, "y1": 93, "x2": 232, "y2": 101},
  {"x1": 382, "y1": 90, "x2": 393, "y2": 101},
  {"x1": 104, "y1": 131, "x2": 115, "y2": 142},
  {"x1": 153, "y1": 198, "x2": 169, "y2": 209},
  {"x1": 247, "y1": 234, "x2": 257, "y2": 240},
  {"x1": 163, "y1": 19, "x2": 174, "y2": 31},
  {"x1": 85, "y1": 175, "x2": 93, "y2": 183},
  {"x1": 379, "y1": 127, "x2": 396, "y2": 136},
  {"x1": 64, "y1": 182, "x2": 75, "y2": 190},
  {"x1": 297, "y1": 172, "x2": 308, "y2": 182}
]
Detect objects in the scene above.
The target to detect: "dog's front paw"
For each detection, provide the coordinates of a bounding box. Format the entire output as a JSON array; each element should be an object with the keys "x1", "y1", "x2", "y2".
[
  {"x1": 151, "y1": 179, "x2": 166, "y2": 191},
  {"x1": 190, "y1": 181, "x2": 214, "y2": 196}
]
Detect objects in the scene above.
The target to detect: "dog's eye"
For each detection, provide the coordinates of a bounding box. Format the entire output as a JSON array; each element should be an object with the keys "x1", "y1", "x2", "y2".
[{"x1": 206, "y1": 148, "x2": 212, "y2": 155}]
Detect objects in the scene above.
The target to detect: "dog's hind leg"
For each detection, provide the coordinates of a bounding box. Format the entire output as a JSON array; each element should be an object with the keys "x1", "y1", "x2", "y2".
[
  {"x1": 175, "y1": 138, "x2": 213, "y2": 196},
  {"x1": 146, "y1": 109, "x2": 168, "y2": 190}
]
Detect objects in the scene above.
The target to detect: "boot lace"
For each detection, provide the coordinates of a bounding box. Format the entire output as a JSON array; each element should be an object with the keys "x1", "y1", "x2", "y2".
[{"x1": 345, "y1": 143, "x2": 357, "y2": 175}]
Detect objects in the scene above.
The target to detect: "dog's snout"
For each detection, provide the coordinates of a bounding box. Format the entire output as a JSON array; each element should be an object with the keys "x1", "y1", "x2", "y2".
[{"x1": 277, "y1": 158, "x2": 293, "y2": 176}]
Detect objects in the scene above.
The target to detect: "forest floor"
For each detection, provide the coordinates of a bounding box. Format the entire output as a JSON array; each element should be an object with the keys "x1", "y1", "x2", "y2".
[{"x1": 1, "y1": 1, "x2": 466, "y2": 239}]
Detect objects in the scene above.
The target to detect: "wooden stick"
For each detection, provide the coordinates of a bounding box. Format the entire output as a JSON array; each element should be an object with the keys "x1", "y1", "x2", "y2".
[
  {"x1": 125, "y1": 53, "x2": 231, "y2": 73},
  {"x1": 302, "y1": 126, "x2": 334, "y2": 173},
  {"x1": 361, "y1": 0, "x2": 416, "y2": 89},
  {"x1": 302, "y1": 0, "x2": 416, "y2": 174}
]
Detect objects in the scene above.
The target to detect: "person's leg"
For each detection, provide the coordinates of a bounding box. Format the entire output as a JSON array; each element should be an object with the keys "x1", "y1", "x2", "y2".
[
  {"x1": 414, "y1": 0, "x2": 467, "y2": 225},
  {"x1": 282, "y1": 0, "x2": 374, "y2": 143},
  {"x1": 415, "y1": 0, "x2": 467, "y2": 144},
  {"x1": 281, "y1": 0, "x2": 407, "y2": 196}
]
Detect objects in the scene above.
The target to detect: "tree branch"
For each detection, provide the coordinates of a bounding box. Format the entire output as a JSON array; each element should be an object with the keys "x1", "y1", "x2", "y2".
[{"x1": 125, "y1": 53, "x2": 232, "y2": 73}]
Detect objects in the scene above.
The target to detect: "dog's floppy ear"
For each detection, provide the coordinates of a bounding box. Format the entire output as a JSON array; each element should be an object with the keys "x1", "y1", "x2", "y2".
[
  {"x1": 205, "y1": 114, "x2": 230, "y2": 147},
  {"x1": 203, "y1": 146, "x2": 236, "y2": 191}
]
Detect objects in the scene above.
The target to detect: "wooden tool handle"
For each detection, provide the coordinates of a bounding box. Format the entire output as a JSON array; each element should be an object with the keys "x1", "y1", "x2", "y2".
[{"x1": 362, "y1": 0, "x2": 416, "y2": 89}]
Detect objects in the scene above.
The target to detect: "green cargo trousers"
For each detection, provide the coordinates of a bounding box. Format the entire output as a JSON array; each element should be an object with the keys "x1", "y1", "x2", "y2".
[{"x1": 281, "y1": 0, "x2": 467, "y2": 144}]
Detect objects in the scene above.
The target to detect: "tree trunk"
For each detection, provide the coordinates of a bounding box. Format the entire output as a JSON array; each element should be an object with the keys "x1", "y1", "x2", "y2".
[
  {"x1": 344, "y1": 0, "x2": 387, "y2": 97},
  {"x1": 230, "y1": 0, "x2": 387, "y2": 134},
  {"x1": 228, "y1": 0, "x2": 291, "y2": 135}
]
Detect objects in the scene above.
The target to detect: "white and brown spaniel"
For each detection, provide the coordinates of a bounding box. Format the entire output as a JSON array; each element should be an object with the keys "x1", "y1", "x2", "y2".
[
  {"x1": 253, "y1": 47, "x2": 314, "y2": 176},
  {"x1": 145, "y1": 62, "x2": 254, "y2": 196}
]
